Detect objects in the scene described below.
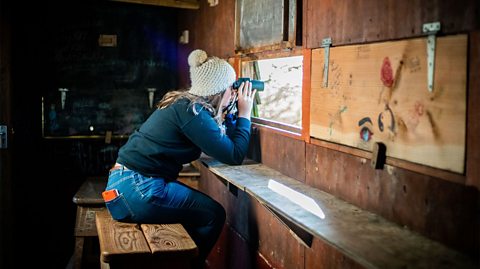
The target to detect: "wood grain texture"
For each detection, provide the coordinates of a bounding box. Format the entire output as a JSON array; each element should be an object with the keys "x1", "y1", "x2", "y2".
[
  {"x1": 306, "y1": 237, "x2": 363, "y2": 269},
  {"x1": 140, "y1": 224, "x2": 198, "y2": 256},
  {"x1": 304, "y1": 0, "x2": 480, "y2": 48},
  {"x1": 310, "y1": 137, "x2": 466, "y2": 184},
  {"x1": 302, "y1": 48, "x2": 312, "y2": 143},
  {"x1": 109, "y1": 0, "x2": 199, "y2": 9},
  {"x1": 306, "y1": 143, "x2": 479, "y2": 258},
  {"x1": 72, "y1": 177, "x2": 107, "y2": 205},
  {"x1": 177, "y1": 0, "x2": 236, "y2": 88},
  {"x1": 311, "y1": 35, "x2": 467, "y2": 173},
  {"x1": 257, "y1": 125, "x2": 306, "y2": 183},
  {"x1": 251, "y1": 194, "x2": 306, "y2": 269},
  {"x1": 75, "y1": 206, "x2": 106, "y2": 237},
  {"x1": 95, "y1": 210, "x2": 150, "y2": 262},
  {"x1": 202, "y1": 158, "x2": 477, "y2": 269},
  {"x1": 466, "y1": 31, "x2": 480, "y2": 190}
]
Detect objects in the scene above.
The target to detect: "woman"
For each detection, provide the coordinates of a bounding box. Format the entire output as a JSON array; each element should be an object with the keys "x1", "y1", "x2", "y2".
[{"x1": 104, "y1": 49, "x2": 256, "y2": 268}]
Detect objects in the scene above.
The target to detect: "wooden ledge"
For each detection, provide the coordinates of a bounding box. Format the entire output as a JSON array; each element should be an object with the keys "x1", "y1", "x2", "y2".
[
  {"x1": 109, "y1": 0, "x2": 199, "y2": 9},
  {"x1": 198, "y1": 157, "x2": 477, "y2": 269}
]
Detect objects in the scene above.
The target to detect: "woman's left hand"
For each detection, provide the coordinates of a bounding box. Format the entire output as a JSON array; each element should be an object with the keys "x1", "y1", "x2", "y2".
[{"x1": 236, "y1": 81, "x2": 257, "y2": 119}]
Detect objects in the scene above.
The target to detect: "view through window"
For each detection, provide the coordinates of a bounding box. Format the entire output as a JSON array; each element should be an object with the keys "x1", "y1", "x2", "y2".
[{"x1": 242, "y1": 56, "x2": 303, "y2": 127}]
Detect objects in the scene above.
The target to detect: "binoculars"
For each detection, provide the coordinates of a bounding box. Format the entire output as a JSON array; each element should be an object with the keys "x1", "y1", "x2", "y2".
[{"x1": 232, "y1": 78, "x2": 264, "y2": 91}]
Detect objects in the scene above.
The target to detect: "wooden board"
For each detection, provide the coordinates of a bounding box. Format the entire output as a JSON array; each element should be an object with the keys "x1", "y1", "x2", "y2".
[
  {"x1": 73, "y1": 177, "x2": 107, "y2": 205},
  {"x1": 95, "y1": 210, "x2": 150, "y2": 262},
  {"x1": 310, "y1": 35, "x2": 467, "y2": 173},
  {"x1": 201, "y1": 159, "x2": 477, "y2": 269},
  {"x1": 141, "y1": 224, "x2": 198, "y2": 256},
  {"x1": 304, "y1": 0, "x2": 479, "y2": 48},
  {"x1": 235, "y1": 0, "x2": 297, "y2": 52},
  {"x1": 109, "y1": 0, "x2": 199, "y2": 9}
]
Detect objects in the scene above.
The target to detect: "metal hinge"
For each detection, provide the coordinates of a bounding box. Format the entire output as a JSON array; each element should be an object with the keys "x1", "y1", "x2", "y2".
[
  {"x1": 422, "y1": 22, "x2": 441, "y2": 92},
  {"x1": 322, "y1": 37, "x2": 332, "y2": 88}
]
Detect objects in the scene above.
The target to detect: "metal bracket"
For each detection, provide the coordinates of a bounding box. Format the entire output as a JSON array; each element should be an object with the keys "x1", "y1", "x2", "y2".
[
  {"x1": 422, "y1": 22, "x2": 441, "y2": 92},
  {"x1": 321, "y1": 37, "x2": 332, "y2": 88},
  {"x1": 59, "y1": 88, "x2": 69, "y2": 110},
  {"x1": 0, "y1": 125, "x2": 7, "y2": 149},
  {"x1": 147, "y1": 88, "x2": 157, "y2": 109}
]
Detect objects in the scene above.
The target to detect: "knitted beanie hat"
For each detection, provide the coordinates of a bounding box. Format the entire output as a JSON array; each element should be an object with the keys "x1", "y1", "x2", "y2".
[{"x1": 188, "y1": 49, "x2": 236, "y2": 97}]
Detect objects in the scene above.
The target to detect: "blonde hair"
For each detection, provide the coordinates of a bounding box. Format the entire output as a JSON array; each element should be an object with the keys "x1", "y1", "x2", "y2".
[{"x1": 157, "y1": 89, "x2": 225, "y2": 126}]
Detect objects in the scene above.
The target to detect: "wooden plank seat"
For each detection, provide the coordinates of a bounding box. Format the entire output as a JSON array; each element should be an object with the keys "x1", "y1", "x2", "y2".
[
  {"x1": 69, "y1": 164, "x2": 201, "y2": 268},
  {"x1": 95, "y1": 210, "x2": 198, "y2": 269},
  {"x1": 70, "y1": 176, "x2": 108, "y2": 269}
]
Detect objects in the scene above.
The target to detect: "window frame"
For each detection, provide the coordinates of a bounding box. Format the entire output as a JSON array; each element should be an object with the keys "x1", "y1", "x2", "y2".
[{"x1": 236, "y1": 48, "x2": 308, "y2": 140}]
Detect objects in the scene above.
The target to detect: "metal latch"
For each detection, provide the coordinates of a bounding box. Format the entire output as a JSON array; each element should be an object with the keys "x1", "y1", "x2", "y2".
[
  {"x1": 321, "y1": 37, "x2": 332, "y2": 88},
  {"x1": 0, "y1": 125, "x2": 7, "y2": 149},
  {"x1": 422, "y1": 22, "x2": 441, "y2": 92}
]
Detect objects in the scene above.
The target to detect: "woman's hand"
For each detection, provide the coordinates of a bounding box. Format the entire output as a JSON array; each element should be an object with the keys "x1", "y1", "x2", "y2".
[{"x1": 236, "y1": 81, "x2": 257, "y2": 119}]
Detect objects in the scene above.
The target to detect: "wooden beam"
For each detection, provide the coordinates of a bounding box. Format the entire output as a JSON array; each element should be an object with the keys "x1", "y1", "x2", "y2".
[
  {"x1": 109, "y1": 0, "x2": 200, "y2": 9},
  {"x1": 302, "y1": 48, "x2": 312, "y2": 143}
]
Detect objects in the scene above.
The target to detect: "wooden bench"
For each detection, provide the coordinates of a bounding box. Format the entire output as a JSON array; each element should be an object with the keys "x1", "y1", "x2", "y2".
[
  {"x1": 70, "y1": 176, "x2": 108, "y2": 269},
  {"x1": 69, "y1": 163, "x2": 201, "y2": 269},
  {"x1": 95, "y1": 210, "x2": 198, "y2": 269}
]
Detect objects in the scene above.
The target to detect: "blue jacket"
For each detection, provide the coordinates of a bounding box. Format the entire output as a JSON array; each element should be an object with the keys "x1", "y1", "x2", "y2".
[{"x1": 117, "y1": 98, "x2": 251, "y2": 180}]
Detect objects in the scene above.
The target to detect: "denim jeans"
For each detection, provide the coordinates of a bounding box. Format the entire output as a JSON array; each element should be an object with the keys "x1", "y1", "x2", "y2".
[{"x1": 105, "y1": 166, "x2": 226, "y2": 267}]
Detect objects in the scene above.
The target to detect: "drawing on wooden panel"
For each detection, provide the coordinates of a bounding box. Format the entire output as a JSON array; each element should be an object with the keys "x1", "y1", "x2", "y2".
[{"x1": 310, "y1": 35, "x2": 467, "y2": 173}]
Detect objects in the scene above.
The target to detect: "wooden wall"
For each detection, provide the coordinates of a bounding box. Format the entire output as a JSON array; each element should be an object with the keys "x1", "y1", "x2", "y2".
[
  {"x1": 180, "y1": 0, "x2": 480, "y2": 268},
  {"x1": 176, "y1": 0, "x2": 236, "y2": 89},
  {"x1": 466, "y1": 31, "x2": 480, "y2": 189},
  {"x1": 4, "y1": 1, "x2": 176, "y2": 267},
  {"x1": 0, "y1": 0, "x2": 13, "y2": 268},
  {"x1": 304, "y1": 0, "x2": 479, "y2": 48}
]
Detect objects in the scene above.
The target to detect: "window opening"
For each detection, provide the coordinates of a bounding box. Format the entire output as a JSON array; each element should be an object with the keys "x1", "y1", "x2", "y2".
[{"x1": 242, "y1": 55, "x2": 303, "y2": 127}]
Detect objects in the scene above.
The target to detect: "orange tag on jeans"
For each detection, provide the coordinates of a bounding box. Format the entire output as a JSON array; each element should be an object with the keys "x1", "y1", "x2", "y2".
[{"x1": 102, "y1": 189, "x2": 119, "y2": 202}]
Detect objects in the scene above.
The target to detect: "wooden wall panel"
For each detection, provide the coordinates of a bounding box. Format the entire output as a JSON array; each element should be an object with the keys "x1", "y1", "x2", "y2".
[
  {"x1": 304, "y1": 0, "x2": 480, "y2": 48},
  {"x1": 310, "y1": 35, "x2": 467, "y2": 174},
  {"x1": 256, "y1": 125, "x2": 306, "y2": 183},
  {"x1": 305, "y1": 237, "x2": 364, "y2": 269},
  {"x1": 199, "y1": 163, "x2": 305, "y2": 269},
  {"x1": 206, "y1": 224, "x2": 255, "y2": 269},
  {"x1": 251, "y1": 198, "x2": 305, "y2": 269},
  {"x1": 466, "y1": 31, "x2": 480, "y2": 190},
  {"x1": 177, "y1": 0, "x2": 236, "y2": 88},
  {"x1": 305, "y1": 143, "x2": 479, "y2": 257},
  {"x1": 198, "y1": 160, "x2": 257, "y2": 242}
]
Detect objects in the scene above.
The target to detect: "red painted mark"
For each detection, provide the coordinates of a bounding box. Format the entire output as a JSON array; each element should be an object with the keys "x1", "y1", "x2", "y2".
[{"x1": 381, "y1": 57, "x2": 394, "y2": 87}]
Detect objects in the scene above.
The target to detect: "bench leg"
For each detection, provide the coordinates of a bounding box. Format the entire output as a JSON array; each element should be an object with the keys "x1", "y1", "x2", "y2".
[
  {"x1": 72, "y1": 237, "x2": 85, "y2": 269},
  {"x1": 100, "y1": 257, "x2": 110, "y2": 269}
]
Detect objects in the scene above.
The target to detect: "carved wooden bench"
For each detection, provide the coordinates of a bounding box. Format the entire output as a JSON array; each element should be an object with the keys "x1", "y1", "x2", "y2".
[{"x1": 95, "y1": 210, "x2": 198, "y2": 269}]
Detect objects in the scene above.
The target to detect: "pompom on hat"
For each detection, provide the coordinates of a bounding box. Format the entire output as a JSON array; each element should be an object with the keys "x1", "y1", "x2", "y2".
[{"x1": 188, "y1": 49, "x2": 236, "y2": 97}]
